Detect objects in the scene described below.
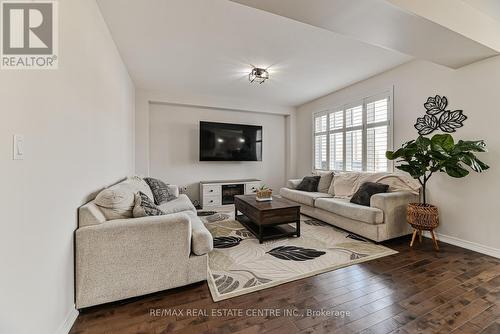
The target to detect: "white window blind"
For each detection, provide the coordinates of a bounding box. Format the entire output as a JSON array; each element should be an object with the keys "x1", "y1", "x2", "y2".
[{"x1": 313, "y1": 92, "x2": 392, "y2": 172}]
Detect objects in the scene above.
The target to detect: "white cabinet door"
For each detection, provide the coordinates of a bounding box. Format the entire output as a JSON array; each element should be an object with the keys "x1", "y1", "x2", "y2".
[
  {"x1": 203, "y1": 185, "x2": 221, "y2": 196},
  {"x1": 203, "y1": 195, "x2": 221, "y2": 207}
]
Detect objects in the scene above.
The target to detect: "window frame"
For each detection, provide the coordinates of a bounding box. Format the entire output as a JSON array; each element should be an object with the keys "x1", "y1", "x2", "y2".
[{"x1": 312, "y1": 87, "x2": 394, "y2": 172}]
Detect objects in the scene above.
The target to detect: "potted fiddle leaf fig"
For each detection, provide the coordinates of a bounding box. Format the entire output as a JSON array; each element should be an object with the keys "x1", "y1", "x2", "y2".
[
  {"x1": 385, "y1": 95, "x2": 489, "y2": 250},
  {"x1": 386, "y1": 134, "x2": 489, "y2": 204},
  {"x1": 386, "y1": 134, "x2": 489, "y2": 250}
]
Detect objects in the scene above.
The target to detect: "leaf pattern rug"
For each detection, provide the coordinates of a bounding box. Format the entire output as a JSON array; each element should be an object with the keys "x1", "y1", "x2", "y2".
[{"x1": 203, "y1": 212, "x2": 397, "y2": 301}]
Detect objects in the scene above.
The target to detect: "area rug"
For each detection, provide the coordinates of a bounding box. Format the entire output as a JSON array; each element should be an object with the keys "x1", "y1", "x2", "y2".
[{"x1": 201, "y1": 211, "x2": 398, "y2": 301}]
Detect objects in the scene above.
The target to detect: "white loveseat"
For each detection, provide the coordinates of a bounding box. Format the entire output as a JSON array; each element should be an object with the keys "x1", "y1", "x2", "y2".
[
  {"x1": 75, "y1": 177, "x2": 213, "y2": 308},
  {"x1": 280, "y1": 172, "x2": 419, "y2": 242}
]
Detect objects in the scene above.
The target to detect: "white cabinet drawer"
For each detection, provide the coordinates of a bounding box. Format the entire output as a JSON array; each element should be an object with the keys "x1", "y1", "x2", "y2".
[
  {"x1": 203, "y1": 185, "x2": 221, "y2": 195},
  {"x1": 203, "y1": 195, "x2": 221, "y2": 206},
  {"x1": 245, "y1": 183, "x2": 261, "y2": 194}
]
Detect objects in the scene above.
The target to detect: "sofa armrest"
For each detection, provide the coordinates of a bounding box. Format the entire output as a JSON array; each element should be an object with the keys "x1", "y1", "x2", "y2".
[
  {"x1": 287, "y1": 178, "x2": 303, "y2": 189},
  {"x1": 371, "y1": 191, "x2": 419, "y2": 237},
  {"x1": 370, "y1": 191, "x2": 418, "y2": 210},
  {"x1": 75, "y1": 213, "x2": 192, "y2": 308}
]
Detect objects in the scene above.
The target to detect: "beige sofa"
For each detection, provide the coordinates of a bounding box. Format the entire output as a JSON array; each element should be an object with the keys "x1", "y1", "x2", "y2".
[
  {"x1": 280, "y1": 172, "x2": 419, "y2": 242},
  {"x1": 75, "y1": 177, "x2": 213, "y2": 309}
]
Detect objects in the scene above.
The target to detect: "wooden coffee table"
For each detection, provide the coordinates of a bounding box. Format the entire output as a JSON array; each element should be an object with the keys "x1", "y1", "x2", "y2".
[{"x1": 234, "y1": 195, "x2": 301, "y2": 243}]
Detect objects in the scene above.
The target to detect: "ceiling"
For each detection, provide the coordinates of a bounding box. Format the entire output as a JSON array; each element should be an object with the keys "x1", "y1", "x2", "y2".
[
  {"x1": 97, "y1": 0, "x2": 411, "y2": 107},
  {"x1": 463, "y1": 0, "x2": 500, "y2": 22},
  {"x1": 232, "y1": 0, "x2": 499, "y2": 69}
]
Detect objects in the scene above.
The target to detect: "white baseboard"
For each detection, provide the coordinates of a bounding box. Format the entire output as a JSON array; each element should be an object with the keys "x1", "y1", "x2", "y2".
[
  {"x1": 423, "y1": 232, "x2": 500, "y2": 258},
  {"x1": 56, "y1": 307, "x2": 79, "y2": 334}
]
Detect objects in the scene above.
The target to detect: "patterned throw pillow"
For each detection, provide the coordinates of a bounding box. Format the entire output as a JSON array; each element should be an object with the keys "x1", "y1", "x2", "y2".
[
  {"x1": 143, "y1": 177, "x2": 175, "y2": 205},
  {"x1": 133, "y1": 191, "x2": 165, "y2": 218}
]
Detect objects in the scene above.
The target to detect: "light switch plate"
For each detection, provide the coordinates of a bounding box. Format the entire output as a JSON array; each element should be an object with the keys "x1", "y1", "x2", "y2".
[{"x1": 13, "y1": 134, "x2": 24, "y2": 160}]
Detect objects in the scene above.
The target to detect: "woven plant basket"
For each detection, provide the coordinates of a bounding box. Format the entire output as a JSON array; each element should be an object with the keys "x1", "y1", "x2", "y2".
[{"x1": 407, "y1": 203, "x2": 439, "y2": 230}]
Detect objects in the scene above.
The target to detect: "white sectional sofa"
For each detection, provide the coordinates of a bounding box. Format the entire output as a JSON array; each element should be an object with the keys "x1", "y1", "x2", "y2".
[
  {"x1": 280, "y1": 172, "x2": 419, "y2": 242},
  {"x1": 75, "y1": 177, "x2": 213, "y2": 308}
]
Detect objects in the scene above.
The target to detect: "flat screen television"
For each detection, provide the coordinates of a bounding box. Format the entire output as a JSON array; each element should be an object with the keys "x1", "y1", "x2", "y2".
[{"x1": 199, "y1": 121, "x2": 262, "y2": 161}]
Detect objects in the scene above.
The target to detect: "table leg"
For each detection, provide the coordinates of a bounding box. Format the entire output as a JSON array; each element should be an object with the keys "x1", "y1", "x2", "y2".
[{"x1": 296, "y1": 219, "x2": 301, "y2": 237}]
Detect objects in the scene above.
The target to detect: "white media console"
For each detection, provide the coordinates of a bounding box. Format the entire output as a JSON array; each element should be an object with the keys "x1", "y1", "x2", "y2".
[{"x1": 199, "y1": 179, "x2": 262, "y2": 209}]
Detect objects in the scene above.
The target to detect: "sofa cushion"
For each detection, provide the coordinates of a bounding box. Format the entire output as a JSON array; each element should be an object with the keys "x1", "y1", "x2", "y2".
[
  {"x1": 133, "y1": 192, "x2": 165, "y2": 218},
  {"x1": 358, "y1": 173, "x2": 421, "y2": 195},
  {"x1": 124, "y1": 176, "x2": 154, "y2": 200},
  {"x1": 167, "y1": 184, "x2": 180, "y2": 198},
  {"x1": 79, "y1": 202, "x2": 106, "y2": 227},
  {"x1": 286, "y1": 179, "x2": 303, "y2": 189},
  {"x1": 296, "y1": 176, "x2": 321, "y2": 192},
  {"x1": 144, "y1": 177, "x2": 176, "y2": 205},
  {"x1": 327, "y1": 178, "x2": 336, "y2": 195},
  {"x1": 279, "y1": 188, "x2": 332, "y2": 206},
  {"x1": 315, "y1": 197, "x2": 384, "y2": 224},
  {"x1": 94, "y1": 182, "x2": 135, "y2": 220},
  {"x1": 184, "y1": 211, "x2": 214, "y2": 255},
  {"x1": 332, "y1": 172, "x2": 360, "y2": 197},
  {"x1": 158, "y1": 194, "x2": 196, "y2": 215},
  {"x1": 313, "y1": 171, "x2": 334, "y2": 193}
]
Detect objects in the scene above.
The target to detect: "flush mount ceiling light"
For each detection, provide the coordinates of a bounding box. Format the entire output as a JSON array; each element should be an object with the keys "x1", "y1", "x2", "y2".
[{"x1": 249, "y1": 67, "x2": 269, "y2": 84}]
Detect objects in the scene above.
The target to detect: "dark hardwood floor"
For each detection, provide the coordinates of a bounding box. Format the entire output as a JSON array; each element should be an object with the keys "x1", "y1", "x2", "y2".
[{"x1": 70, "y1": 236, "x2": 500, "y2": 334}]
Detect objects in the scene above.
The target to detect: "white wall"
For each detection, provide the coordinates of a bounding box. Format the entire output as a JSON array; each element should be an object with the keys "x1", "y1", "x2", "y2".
[
  {"x1": 135, "y1": 89, "x2": 295, "y2": 177},
  {"x1": 149, "y1": 103, "x2": 287, "y2": 201},
  {"x1": 0, "y1": 1, "x2": 135, "y2": 334},
  {"x1": 296, "y1": 57, "x2": 500, "y2": 255}
]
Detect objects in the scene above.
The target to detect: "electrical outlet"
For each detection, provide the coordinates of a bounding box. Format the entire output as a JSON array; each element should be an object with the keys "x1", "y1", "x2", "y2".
[
  {"x1": 13, "y1": 134, "x2": 24, "y2": 160},
  {"x1": 179, "y1": 186, "x2": 188, "y2": 194}
]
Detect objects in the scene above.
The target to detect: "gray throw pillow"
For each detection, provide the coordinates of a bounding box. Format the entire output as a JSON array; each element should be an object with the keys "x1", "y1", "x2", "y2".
[
  {"x1": 133, "y1": 192, "x2": 165, "y2": 217},
  {"x1": 350, "y1": 182, "x2": 389, "y2": 206},
  {"x1": 144, "y1": 177, "x2": 175, "y2": 205},
  {"x1": 295, "y1": 176, "x2": 321, "y2": 192}
]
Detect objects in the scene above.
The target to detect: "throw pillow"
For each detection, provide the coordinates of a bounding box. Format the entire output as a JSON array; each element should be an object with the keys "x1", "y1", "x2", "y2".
[
  {"x1": 94, "y1": 183, "x2": 135, "y2": 220},
  {"x1": 350, "y1": 182, "x2": 389, "y2": 206},
  {"x1": 125, "y1": 176, "x2": 155, "y2": 200},
  {"x1": 133, "y1": 191, "x2": 165, "y2": 218},
  {"x1": 144, "y1": 177, "x2": 176, "y2": 205},
  {"x1": 313, "y1": 171, "x2": 334, "y2": 193},
  {"x1": 295, "y1": 176, "x2": 321, "y2": 192}
]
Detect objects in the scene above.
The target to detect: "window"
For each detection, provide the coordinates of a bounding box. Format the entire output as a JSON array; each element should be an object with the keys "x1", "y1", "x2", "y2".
[{"x1": 313, "y1": 92, "x2": 392, "y2": 172}]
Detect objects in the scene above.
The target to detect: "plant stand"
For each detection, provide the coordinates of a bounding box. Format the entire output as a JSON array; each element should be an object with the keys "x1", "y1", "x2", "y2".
[{"x1": 407, "y1": 203, "x2": 440, "y2": 251}]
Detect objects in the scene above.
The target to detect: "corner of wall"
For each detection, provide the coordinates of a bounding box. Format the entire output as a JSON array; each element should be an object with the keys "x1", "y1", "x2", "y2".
[
  {"x1": 285, "y1": 107, "x2": 298, "y2": 180},
  {"x1": 134, "y1": 90, "x2": 151, "y2": 176},
  {"x1": 55, "y1": 308, "x2": 79, "y2": 334}
]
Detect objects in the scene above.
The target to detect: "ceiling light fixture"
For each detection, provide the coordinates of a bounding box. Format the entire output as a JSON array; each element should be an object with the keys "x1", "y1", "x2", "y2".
[{"x1": 249, "y1": 67, "x2": 269, "y2": 84}]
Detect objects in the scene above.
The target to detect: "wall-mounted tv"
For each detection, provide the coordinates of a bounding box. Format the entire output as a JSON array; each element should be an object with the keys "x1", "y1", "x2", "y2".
[{"x1": 199, "y1": 121, "x2": 262, "y2": 161}]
